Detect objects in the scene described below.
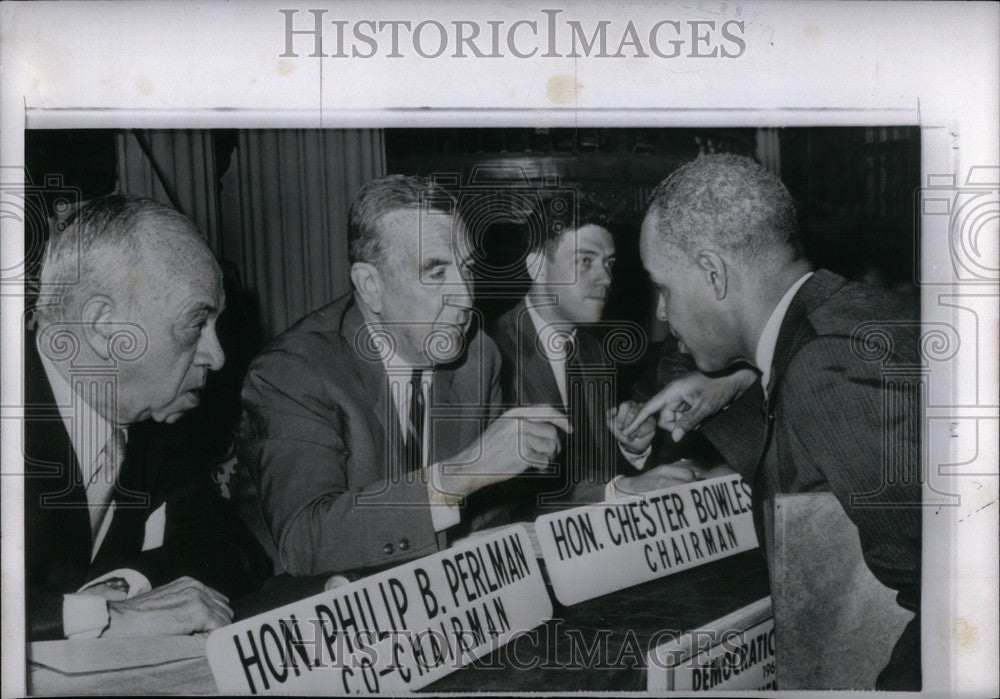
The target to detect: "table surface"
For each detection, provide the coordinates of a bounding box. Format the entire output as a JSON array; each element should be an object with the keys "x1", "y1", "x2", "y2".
[{"x1": 29, "y1": 549, "x2": 770, "y2": 695}]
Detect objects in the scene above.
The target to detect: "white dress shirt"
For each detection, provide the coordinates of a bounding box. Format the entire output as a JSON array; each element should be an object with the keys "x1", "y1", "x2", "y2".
[
  {"x1": 525, "y1": 303, "x2": 650, "y2": 473},
  {"x1": 377, "y1": 348, "x2": 460, "y2": 532},
  {"x1": 38, "y1": 344, "x2": 151, "y2": 638},
  {"x1": 754, "y1": 272, "x2": 814, "y2": 396}
]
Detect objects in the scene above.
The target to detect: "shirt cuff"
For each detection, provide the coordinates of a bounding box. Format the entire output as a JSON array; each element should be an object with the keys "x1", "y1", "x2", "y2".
[
  {"x1": 80, "y1": 569, "x2": 152, "y2": 598},
  {"x1": 604, "y1": 475, "x2": 647, "y2": 502},
  {"x1": 426, "y1": 463, "x2": 462, "y2": 532},
  {"x1": 62, "y1": 595, "x2": 110, "y2": 639},
  {"x1": 64, "y1": 569, "x2": 153, "y2": 639},
  {"x1": 620, "y1": 443, "x2": 651, "y2": 470}
]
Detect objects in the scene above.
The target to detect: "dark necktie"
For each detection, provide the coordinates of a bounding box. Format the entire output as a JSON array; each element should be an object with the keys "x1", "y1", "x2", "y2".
[
  {"x1": 563, "y1": 335, "x2": 597, "y2": 493},
  {"x1": 405, "y1": 369, "x2": 425, "y2": 471},
  {"x1": 87, "y1": 428, "x2": 127, "y2": 543}
]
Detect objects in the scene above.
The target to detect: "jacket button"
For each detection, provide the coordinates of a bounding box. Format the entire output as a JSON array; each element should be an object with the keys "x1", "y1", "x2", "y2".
[
  {"x1": 383, "y1": 543, "x2": 395, "y2": 555},
  {"x1": 399, "y1": 539, "x2": 411, "y2": 551}
]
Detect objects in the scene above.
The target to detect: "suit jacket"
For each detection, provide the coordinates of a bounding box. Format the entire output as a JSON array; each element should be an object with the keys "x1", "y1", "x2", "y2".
[
  {"x1": 236, "y1": 294, "x2": 506, "y2": 577},
  {"x1": 24, "y1": 330, "x2": 262, "y2": 641},
  {"x1": 702, "y1": 269, "x2": 921, "y2": 689},
  {"x1": 491, "y1": 300, "x2": 626, "y2": 516}
]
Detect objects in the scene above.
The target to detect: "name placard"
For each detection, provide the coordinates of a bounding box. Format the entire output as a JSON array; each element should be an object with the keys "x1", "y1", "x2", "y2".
[
  {"x1": 207, "y1": 525, "x2": 550, "y2": 694},
  {"x1": 647, "y1": 597, "x2": 775, "y2": 691},
  {"x1": 535, "y1": 474, "x2": 758, "y2": 605}
]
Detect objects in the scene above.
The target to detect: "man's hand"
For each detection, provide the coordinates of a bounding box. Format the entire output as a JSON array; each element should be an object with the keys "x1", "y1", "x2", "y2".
[
  {"x1": 606, "y1": 401, "x2": 656, "y2": 454},
  {"x1": 626, "y1": 368, "x2": 757, "y2": 442},
  {"x1": 104, "y1": 577, "x2": 233, "y2": 637},
  {"x1": 613, "y1": 463, "x2": 699, "y2": 498},
  {"x1": 434, "y1": 406, "x2": 570, "y2": 498}
]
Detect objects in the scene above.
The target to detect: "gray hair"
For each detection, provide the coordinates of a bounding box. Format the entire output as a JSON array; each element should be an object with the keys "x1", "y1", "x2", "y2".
[
  {"x1": 348, "y1": 174, "x2": 459, "y2": 267},
  {"x1": 645, "y1": 154, "x2": 802, "y2": 265},
  {"x1": 37, "y1": 194, "x2": 202, "y2": 323}
]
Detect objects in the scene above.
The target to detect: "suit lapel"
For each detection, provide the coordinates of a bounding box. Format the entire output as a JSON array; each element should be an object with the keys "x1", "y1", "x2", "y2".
[
  {"x1": 516, "y1": 303, "x2": 563, "y2": 408},
  {"x1": 753, "y1": 270, "x2": 847, "y2": 504},
  {"x1": 768, "y1": 270, "x2": 845, "y2": 398},
  {"x1": 23, "y1": 332, "x2": 94, "y2": 589},
  {"x1": 429, "y1": 368, "x2": 461, "y2": 465},
  {"x1": 342, "y1": 301, "x2": 406, "y2": 470}
]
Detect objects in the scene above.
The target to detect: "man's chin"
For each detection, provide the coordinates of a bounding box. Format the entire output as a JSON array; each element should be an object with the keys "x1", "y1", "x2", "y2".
[
  {"x1": 583, "y1": 301, "x2": 606, "y2": 321},
  {"x1": 150, "y1": 393, "x2": 201, "y2": 423},
  {"x1": 691, "y1": 355, "x2": 721, "y2": 374}
]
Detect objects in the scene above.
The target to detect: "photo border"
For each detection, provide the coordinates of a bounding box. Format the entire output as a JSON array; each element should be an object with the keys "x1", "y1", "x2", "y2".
[{"x1": 2, "y1": 2, "x2": 997, "y2": 696}]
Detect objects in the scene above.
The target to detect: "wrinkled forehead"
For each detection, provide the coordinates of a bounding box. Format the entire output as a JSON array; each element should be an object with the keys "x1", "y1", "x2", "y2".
[
  {"x1": 379, "y1": 207, "x2": 465, "y2": 259},
  {"x1": 134, "y1": 226, "x2": 223, "y2": 306},
  {"x1": 638, "y1": 211, "x2": 664, "y2": 261},
  {"x1": 639, "y1": 211, "x2": 683, "y2": 278}
]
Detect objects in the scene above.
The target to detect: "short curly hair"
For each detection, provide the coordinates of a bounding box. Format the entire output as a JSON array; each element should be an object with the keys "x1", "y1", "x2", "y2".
[
  {"x1": 645, "y1": 154, "x2": 802, "y2": 265},
  {"x1": 510, "y1": 190, "x2": 614, "y2": 261}
]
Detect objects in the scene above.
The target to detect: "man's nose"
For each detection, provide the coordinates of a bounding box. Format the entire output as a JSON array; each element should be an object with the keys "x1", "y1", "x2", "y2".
[
  {"x1": 197, "y1": 327, "x2": 226, "y2": 371},
  {"x1": 447, "y1": 270, "x2": 474, "y2": 308},
  {"x1": 656, "y1": 293, "x2": 668, "y2": 321},
  {"x1": 593, "y1": 263, "x2": 612, "y2": 289}
]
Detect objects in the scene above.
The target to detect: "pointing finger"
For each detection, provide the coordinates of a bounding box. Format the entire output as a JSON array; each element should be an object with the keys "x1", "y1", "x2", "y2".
[{"x1": 624, "y1": 402, "x2": 658, "y2": 435}]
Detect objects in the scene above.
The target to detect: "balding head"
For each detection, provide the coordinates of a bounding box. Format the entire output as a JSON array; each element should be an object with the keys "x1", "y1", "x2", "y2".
[
  {"x1": 37, "y1": 195, "x2": 225, "y2": 425},
  {"x1": 38, "y1": 195, "x2": 216, "y2": 322},
  {"x1": 644, "y1": 153, "x2": 802, "y2": 268},
  {"x1": 639, "y1": 155, "x2": 812, "y2": 371}
]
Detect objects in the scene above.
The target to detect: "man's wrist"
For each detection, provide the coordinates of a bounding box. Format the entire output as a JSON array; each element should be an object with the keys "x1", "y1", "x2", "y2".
[
  {"x1": 426, "y1": 462, "x2": 463, "y2": 532},
  {"x1": 620, "y1": 443, "x2": 651, "y2": 469},
  {"x1": 426, "y1": 462, "x2": 465, "y2": 506},
  {"x1": 62, "y1": 594, "x2": 111, "y2": 638},
  {"x1": 604, "y1": 475, "x2": 626, "y2": 502}
]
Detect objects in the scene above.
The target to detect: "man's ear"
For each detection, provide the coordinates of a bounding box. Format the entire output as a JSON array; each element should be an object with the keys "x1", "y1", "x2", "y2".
[
  {"x1": 80, "y1": 295, "x2": 115, "y2": 360},
  {"x1": 695, "y1": 251, "x2": 728, "y2": 300},
  {"x1": 350, "y1": 262, "x2": 384, "y2": 314},
  {"x1": 525, "y1": 249, "x2": 545, "y2": 283}
]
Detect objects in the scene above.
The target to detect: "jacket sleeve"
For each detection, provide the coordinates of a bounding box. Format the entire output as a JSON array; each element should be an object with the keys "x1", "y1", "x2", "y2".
[
  {"x1": 238, "y1": 348, "x2": 441, "y2": 577},
  {"x1": 27, "y1": 589, "x2": 67, "y2": 641}
]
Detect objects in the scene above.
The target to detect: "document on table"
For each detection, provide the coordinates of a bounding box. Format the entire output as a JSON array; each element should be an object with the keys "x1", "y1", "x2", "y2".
[{"x1": 30, "y1": 636, "x2": 207, "y2": 674}]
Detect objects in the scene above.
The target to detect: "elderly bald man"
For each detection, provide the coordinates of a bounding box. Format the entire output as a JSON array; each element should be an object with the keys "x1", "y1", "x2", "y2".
[{"x1": 25, "y1": 194, "x2": 260, "y2": 640}]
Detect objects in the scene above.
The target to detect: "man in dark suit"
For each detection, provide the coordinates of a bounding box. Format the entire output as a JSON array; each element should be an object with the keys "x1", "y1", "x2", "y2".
[
  {"x1": 25, "y1": 194, "x2": 261, "y2": 640},
  {"x1": 237, "y1": 175, "x2": 567, "y2": 577},
  {"x1": 492, "y1": 196, "x2": 717, "y2": 517},
  {"x1": 628, "y1": 154, "x2": 921, "y2": 690}
]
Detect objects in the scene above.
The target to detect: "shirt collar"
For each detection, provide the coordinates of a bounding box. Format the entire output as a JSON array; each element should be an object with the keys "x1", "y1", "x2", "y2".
[
  {"x1": 372, "y1": 328, "x2": 433, "y2": 382},
  {"x1": 754, "y1": 272, "x2": 813, "y2": 394},
  {"x1": 37, "y1": 338, "x2": 122, "y2": 479},
  {"x1": 525, "y1": 300, "x2": 577, "y2": 363}
]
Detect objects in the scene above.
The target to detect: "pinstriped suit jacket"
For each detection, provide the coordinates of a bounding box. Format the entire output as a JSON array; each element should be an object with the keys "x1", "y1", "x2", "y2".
[{"x1": 702, "y1": 269, "x2": 921, "y2": 689}]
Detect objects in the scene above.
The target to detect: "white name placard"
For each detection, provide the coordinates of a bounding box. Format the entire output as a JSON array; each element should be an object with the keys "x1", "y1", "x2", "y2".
[
  {"x1": 647, "y1": 597, "x2": 775, "y2": 691},
  {"x1": 535, "y1": 474, "x2": 758, "y2": 605},
  {"x1": 207, "y1": 525, "x2": 550, "y2": 694}
]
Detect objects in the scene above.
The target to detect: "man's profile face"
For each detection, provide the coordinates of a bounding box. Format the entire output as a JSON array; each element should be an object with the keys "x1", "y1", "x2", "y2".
[
  {"x1": 538, "y1": 224, "x2": 615, "y2": 325},
  {"x1": 376, "y1": 208, "x2": 473, "y2": 366},
  {"x1": 115, "y1": 230, "x2": 226, "y2": 425},
  {"x1": 639, "y1": 212, "x2": 736, "y2": 373}
]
